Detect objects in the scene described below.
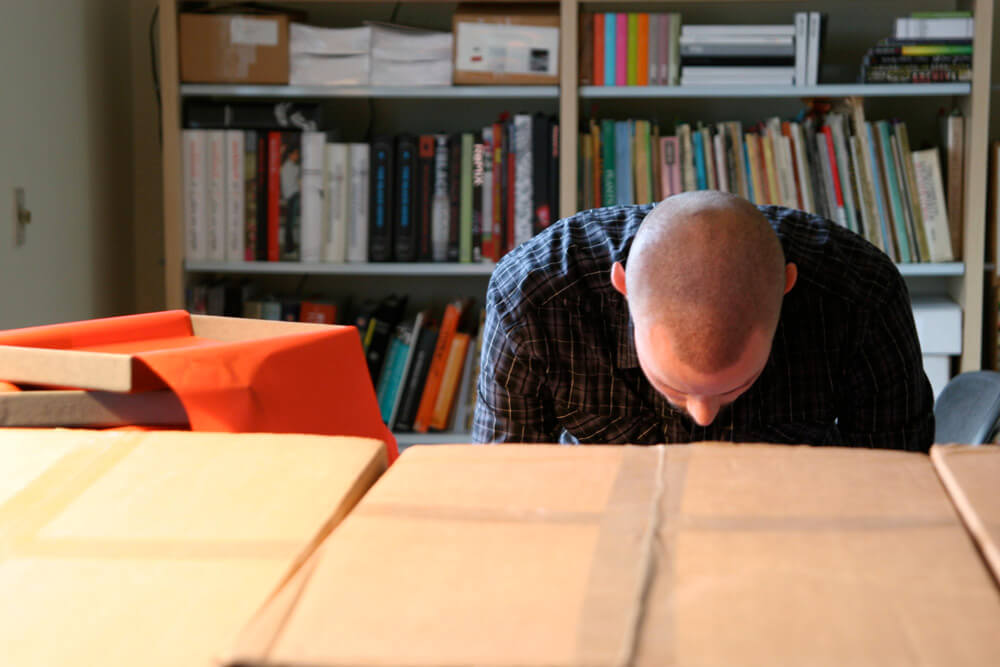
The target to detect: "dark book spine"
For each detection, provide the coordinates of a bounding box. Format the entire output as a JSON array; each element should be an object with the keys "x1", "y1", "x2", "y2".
[
  {"x1": 394, "y1": 326, "x2": 439, "y2": 431},
  {"x1": 504, "y1": 119, "x2": 516, "y2": 256},
  {"x1": 549, "y1": 119, "x2": 560, "y2": 226},
  {"x1": 255, "y1": 132, "x2": 268, "y2": 261},
  {"x1": 471, "y1": 134, "x2": 484, "y2": 263},
  {"x1": 532, "y1": 113, "x2": 550, "y2": 235},
  {"x1": 244, "y1": 130, "x2": 257, "y2": 261},
  {"x1": 393, "y1": 134, "x2": 418, "y2": 262},
  {"x1": 279, "y1": 131, "x2": 301, "y2": 262},
  {"x1": 447, "y1": 134, "x2": 462, "y2": 262},
  {"x1": 417, "y1": 135, "x2": 436, "y2": 261},
  {"x1": 365, "y1": 294, "x2": 409, "y2": 383},
  {"x1": 369, "y1": 136, "x2": 395, "y2": 262},
  {"x1": 267, "y1": 131, "x2": 281, "y2": 261}
]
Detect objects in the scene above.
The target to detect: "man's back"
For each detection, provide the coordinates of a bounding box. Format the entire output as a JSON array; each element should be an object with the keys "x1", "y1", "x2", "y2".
[{"x1": 473, "y1": 203, "x2": 934, "y2": 451}]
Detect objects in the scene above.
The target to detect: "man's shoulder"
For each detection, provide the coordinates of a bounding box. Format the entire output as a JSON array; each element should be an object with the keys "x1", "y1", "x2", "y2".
[
  {"x1": 489, "y1": 204, "x2": 653, "y2": 311},
  {"x1": 761, "y1": 205, "x2": 903, "y2": 305}
]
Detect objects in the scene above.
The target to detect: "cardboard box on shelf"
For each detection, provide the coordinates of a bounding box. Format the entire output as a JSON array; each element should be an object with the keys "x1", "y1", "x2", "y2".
[
  {"x1": 0, "y1": 429, "x2": 387, "y2": 667},
  {"x1": 453, "y1": 4, "x2": 560, "y2": 85},
  {"x1": 225, "y1": 442, "x2": 1000, "y2": 666},
  {"x1": 180, "y1": 13, "x2": 290, "y2": 84}
]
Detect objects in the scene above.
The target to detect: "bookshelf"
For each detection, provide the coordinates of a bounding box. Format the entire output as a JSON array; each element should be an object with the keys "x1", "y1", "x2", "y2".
[{"x1": 158, "y1": 0, "x2": 995, "y2": 420}]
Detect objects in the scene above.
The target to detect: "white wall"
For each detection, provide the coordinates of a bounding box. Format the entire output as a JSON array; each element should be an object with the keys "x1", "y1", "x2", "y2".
[{"x1": 0, "y1": 0, "x2": 134, "y2": 328}]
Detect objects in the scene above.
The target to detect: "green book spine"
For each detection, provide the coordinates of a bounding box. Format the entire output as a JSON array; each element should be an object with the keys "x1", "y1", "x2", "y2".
[
  {"x1": 627, "y1": 14, "x2": 638, "y2": 85},
  {"x1": 876, "y1": 121, "x2": 912, "y2": 262},
  {"x1": 377, "y1": 336, "x2": 407, "y2": 422},
  {"x1": 460, "y1": 133, "x2": 473, "y2": 263},
  {"x1": 601, "y1": 119, "x2": 617, "y2": 205}
]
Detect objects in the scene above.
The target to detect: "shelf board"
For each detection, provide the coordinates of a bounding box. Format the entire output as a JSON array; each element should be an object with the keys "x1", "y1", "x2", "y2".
[
  {"x1": 185, "y1": 260, "x2": 495, "y2": 276},
  {"x1": 181, "y1": 84, "x2": 560, "y2": 99},
  {"x1": 580, "y1": 83, "x2": 971, "y2": 99},
  {"x1": 896, "y1": 262, "x2": 964, "y2": 277},
  {"x1": 396, "y1": 431, "x2": 473, "y2": 449}
]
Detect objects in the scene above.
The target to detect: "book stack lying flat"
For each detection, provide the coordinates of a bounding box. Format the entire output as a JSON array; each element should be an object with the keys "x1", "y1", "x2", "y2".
[
  {"x1": 679, "y1": 18, "x2": 820, "y2": 87},
  {"x1": 290, "y1": 24, "x2": 371, "y2": 86},
  {"x1": 862, "y1": 12, "x2": 973, "y2": 84},
  {"x1": 367, "y1": 21, "x2": 453, "y2": 86}
]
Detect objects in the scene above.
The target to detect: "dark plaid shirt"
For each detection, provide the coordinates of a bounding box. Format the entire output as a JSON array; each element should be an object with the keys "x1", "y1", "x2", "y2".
[{"x1": 472, "y1": 204, "x2": 934, "y2": 451}]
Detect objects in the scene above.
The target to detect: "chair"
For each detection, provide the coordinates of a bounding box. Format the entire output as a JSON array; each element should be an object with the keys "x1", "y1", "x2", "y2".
[{"x1": 933, "y1": 370, "x2": 1000, "y2": 445}]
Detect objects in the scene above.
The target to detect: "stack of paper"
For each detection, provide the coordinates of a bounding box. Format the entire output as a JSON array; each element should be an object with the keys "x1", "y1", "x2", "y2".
[
  {"x1": 367, "y1": 21, "x2": 453, "y2": 86},
  {"x1": 290, "y1": 23, "x2": 371, "y2": 86}
]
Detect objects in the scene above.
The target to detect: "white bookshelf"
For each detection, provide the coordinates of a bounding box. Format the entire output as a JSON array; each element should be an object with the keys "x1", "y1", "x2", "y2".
[
  {"x1": 181, "y1": 84, "x2": 560, "y2": 99},
  {"x1": 580, "y1": 83, "x2": 971, "y2": 99}
]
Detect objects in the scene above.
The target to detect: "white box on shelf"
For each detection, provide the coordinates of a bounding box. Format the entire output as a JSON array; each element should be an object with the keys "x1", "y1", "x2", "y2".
[
  {"x1": 923, "y1": 354, "x2": 951, "y2": 400},
  {"x1": 912, "y1": 296, "x2": 962, "y2": 355},
  {"x1": 371, "y1": 59, "x2": 452, "y2": 87},
  {"x1": 290, "y1": 54, "x2": 370, "y2": 86},
  {"x1": 290, "y1": 23, "x2": 371, "y2": 55}
]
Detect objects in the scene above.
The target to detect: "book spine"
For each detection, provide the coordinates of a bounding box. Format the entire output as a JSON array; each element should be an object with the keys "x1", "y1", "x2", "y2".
[
  {"x1": 579, "y1": 12, "x2": 594, "y2": 86},
  {"x1": 637, "y1": 13, "x2": 649, "y2": 86},
  {"x1": 376, "y1": 335, "x2": 407, "y2": 423},
  {"x1": 601, "y1": 119, "x2": 616, "y2": 204},
  {"x1": 807, "y1": 11, "x2": 822, "y2": 85},
  {"x1": 473, "y1": 134, "x2": 485, "y2": 262},
  {"x1": 430, "y1": 134, "x2": 450, "y2": 262},
  {"x1": 794, "y1": 12, "x2": 809, "y2": 86},
  {"x1": 460, "y1": 133, "x2": 474, "y2": 263},
  {"x1": 678, "y1": 123, "x2": 696, "y2": 192},
  {"x1": 254, "y1": 133, "x2": 269, "y2": 261},
  {"x1": 891, "y1": 131, "x2": 925, "y2": 261},
  {"x1": 865, "y1": 122, "x2": 897, "y2": 260},
  {"x1": 594, "y1": 13, "x2": 605, "y2": 86},
  {"x1": 206, "y1": 130, "x2": 227, "y2": 262},
  {"x1": 506, "y1": 119, "x2": 516, "y2": 253},
  {"x1": 394, "y1": 134, "x2": 418, "y2": 262},
  {"x1": 369, "y1": 136, "x2": 394, "y2": 262},
  {"x1": 627, "y1": 13, "x2": 638, "y2": 85},
  {"x1": 448, "y1": 134, "x2": 463, "y2": 261},
  {"x1": 912, "y1": 148, "x2": 955, "y2": 262},
  {"x1": 876, "y1": 120, "x2": 912, "y2": 261},
  {"x1": 492, "y1": 122, "x2": 504, "y2": 260},
  {"x1": 416, "y1": 135, "x2": 436, "y2": 262},
  {"x1": 532, "y1": 114, "x2": 551, "y2": 234},
  {"x1": 944, "y1": 113, "x2": 964, "y2": 258},
  {"x1": 299, "y1": 131, "x2": 325, "y2": 263},
  {"x1": 324, "y1": 143, "x2": 349, "y2": 263},
  {"x1": 692, "y1": 129, "x2": 707, "y2": 190},
  {"x1": 616, "y1": 13, "x2": 628, "y2": 86},
  {"x1": 429, "y1": 332, "x2": 471, "y2": 430},
  {"x1": 243, "y1": 130, "x2": 257, "y2": 261},
  {"x1": 267, "y1": 131, "x2": 281, "y2": 261},
  {"x1": 225, "y1": 130, "x2": 245, "y2": 262},
  {"x1": 394, "y1": 325, "x2": 438, "y2": 432},
  {"x1": 278, "y1": 132, "x2": 302, "y2": 261},
  {"x1": 182, "y1": 129, "x2": 208, "y2": 262},
  {"x1": 605, "y1": 13, "x2": 616, "y2": 85},
  {"x1": 347, "y1": 143, "x2": 369, "y2": 263},
  {"x1": 614, "y1": 121, "x2": 632, "y2": 204},
  {"x1": 387, "y1": 313, "x2": 422, "y2": 430},
  {"x1": 514, "y1": 114, "x2": 534, "y2": 246},
  {"x1": 414, "y1": 303, "x2": 462, "y2": 433},
  {"x1": 479, "y1": 129, "x2": 493, "y2": 261},
  {"x1": 701, "y1": 126, "x2": 716, "y2": 190}
]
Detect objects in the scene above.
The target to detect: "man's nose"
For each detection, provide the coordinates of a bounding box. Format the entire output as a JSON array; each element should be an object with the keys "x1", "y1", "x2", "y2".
[{"x1": 687, "y1": 397, "x2": 720, "y2": 426}]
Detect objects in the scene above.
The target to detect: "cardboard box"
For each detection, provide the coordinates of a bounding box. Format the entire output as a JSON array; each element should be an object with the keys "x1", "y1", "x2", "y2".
[
  {"x1": 0, "y1": 389, "x2": 188, "y2": 428},
  {"x1": 453, "y1": 4, "x2": 560, "y2": 85},
  {"x1": 180, "y1": 13, "x2": 289, "y2": 84},
  {"x1": 932, "y1": 444, "x2": 1000, "y2": 583},
  {"x1": 226, "y1": 443, "x2": 1000, "y2": 666},
  {"x1": 0, "y1": 428, "x2": 387, "y2": 667}
]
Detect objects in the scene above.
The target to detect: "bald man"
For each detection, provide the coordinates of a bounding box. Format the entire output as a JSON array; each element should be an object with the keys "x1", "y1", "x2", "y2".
[{"x1": 472, "y1": 192, "x2": 934, "y2": 451}]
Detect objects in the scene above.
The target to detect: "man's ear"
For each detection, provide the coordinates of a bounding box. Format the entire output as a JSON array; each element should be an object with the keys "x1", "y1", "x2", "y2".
[
  {"x1": 784, "y1": 262, "x2": 798, "y2": 295},
  {"x1": 611, "y1": 261, "x2": 627, "y2": 297}
]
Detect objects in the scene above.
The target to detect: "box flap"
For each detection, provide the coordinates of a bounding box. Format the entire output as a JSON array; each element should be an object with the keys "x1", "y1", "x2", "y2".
[
  {"x1": 0, "y1": 429, "x2": 386, "y2": 667},
  {"x1": 931, "y1": 444, "x2": 1000, "y2": 583}
]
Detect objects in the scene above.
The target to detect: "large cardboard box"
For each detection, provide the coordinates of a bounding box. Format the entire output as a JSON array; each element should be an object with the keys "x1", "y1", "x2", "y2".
[
  {"x1": 932, "y1": 444, "x2": 1000, "y2": 582},
  {"x1": 180, "y1": 13, "x2": 290, "y2": 84},
  {"x1": 226, "y1": 443, "x2": 1000, "y2": 666},
  {"x1": 0, "y1": 428, "x2": 386, "y2": 666},
  {"x1": 453, "y1": 4, "x2": 560, "y2": 85}
]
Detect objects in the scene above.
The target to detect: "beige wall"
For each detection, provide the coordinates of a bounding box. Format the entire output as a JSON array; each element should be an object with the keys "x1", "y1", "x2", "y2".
[{"x1": 0, "y1": 0, "x2": 162, "y2": 329}]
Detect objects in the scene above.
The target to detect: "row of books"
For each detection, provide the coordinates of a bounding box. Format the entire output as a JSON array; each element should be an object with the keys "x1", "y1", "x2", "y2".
[
  {"x1": 182, "y1": 112, "x2": 560, "y2": 265},
  {"x1": 862, "y1": 12, "x2": 973, "y2": 84},
  {"x1": 187, "y1": 281, "x2": 339, "y2": 323},
  {"x1": 579, "y1": 14, "x2": 823, "y2": 87},
  {"x1": 356, "y1": 296, "x2": 483, "y2": 434},
  {"x1": 577, "y1": 103, "x2": 961, "y2": 264}
]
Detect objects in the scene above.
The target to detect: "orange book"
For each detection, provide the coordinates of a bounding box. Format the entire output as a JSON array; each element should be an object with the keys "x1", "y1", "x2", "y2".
[
  {"x1": 781, "y1": 121, "x2": 804, "y2": 210},
  {"x1": 594, "y1": 13, "x2": 605, "y2": 86},
  {"x1": 413, "y1": 300, "x2": 464, "y2": 433},
  {"x1": 429, "y1": 332, "x2": 471, "y2": 430},
  {"x1": 636, "y1": 13, "x2": 649, "y2": 86},
  {"x1": 299, "y1": 301, "x2": 337, "y2": 324}
]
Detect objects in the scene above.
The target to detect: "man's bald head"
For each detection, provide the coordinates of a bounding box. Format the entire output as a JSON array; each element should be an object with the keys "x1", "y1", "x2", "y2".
[{"x1": 619, "y1": 191, "x2": 789, "y2": 373}]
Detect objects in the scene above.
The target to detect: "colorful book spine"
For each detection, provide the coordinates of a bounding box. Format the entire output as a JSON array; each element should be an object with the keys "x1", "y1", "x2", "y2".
[
  {"x1": 692, "y1": 130, "x2": 707, "y2": 190},
  {"x1": 460, "y1": 133, "x2": 474, "y2": 263},
  {"x1": 394, "y1": 134, "x2": 418, "y2": 262},
  {"x1": 637, "y1": 14, "x2": 649, "y2": 86},
  {"x1": 594, "y1": 13, "x2": 605, "y2": 86},
  {"x1": 369, "y1": 136, "x2": 394, "y2": 262},
  {"x1": 627, "y1": 13, "x2": 638, "y2": 85},
  {"x1": 876, "y1": 120, "x2": 912, "y2": 261},
  {"x1": 267, "y1": 131, "x2": 281, "y2": 261},
  {"x1": 616, "y1": 13, "x2": 628, "y2": 86},
  {"x1": 604, "y1": 13, "x2": 616, "y2": 85},
  {"x1": 224, "y1": 130, "x2": 245, "y2": 263}
]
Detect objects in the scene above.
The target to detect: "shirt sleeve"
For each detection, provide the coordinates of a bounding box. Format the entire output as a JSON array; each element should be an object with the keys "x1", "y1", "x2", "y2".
[
  {"x1": 471, "y1": 282, "x2": 560, "y2": 443},
  {"x1": 837, "y1": 270, "x2": 935, "y2": 452}
]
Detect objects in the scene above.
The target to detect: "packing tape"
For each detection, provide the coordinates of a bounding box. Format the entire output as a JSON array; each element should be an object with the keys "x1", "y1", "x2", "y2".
[{"x1": 0, "y1": 432, "x2": 141, "y2": 561}]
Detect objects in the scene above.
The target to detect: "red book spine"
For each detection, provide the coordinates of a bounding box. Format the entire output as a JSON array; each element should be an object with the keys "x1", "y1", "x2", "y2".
[
  {"x1": 822, "y1": 126, "x2": 845, "y2": 208},
  {"x1": 594, "y1": 14, "x2": 605, "y2": 86},
  {"x1": 491, "y1": 122, "x2": 503, "y2": 261},
  {"x1": 267, "y1": 131, "x2": 281, "y2": 262}
]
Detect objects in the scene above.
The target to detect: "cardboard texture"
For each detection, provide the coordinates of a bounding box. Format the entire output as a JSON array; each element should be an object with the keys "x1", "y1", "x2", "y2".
[
  {"x1": 452, "y1": 4, "x2": 560, "y2": 85},
  {"x1": 0, "y1": 311, "x2": 398, "y2": 460},
  {"x1": 0, "y1": 428, "x2": 387, "y2": 667},
  {"x1": 180, "y1": 13, "x2": 290, "y2": 84},
  {"x1": 931, "y1": 444, "x2": 1000, "y2": 584},
  {"x1": 0, "y1": 389, "x2": 187, "y2": 428},
  {"x1": 227, "y1": 443, "x2": 1000, "y2": 666}
]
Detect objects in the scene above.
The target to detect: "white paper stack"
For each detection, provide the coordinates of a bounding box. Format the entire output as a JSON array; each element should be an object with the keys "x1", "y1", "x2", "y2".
[
  {"x1": 367, "y1": 21, "x2": 453, "y2": 86},
  {"x1": 290, "y1": 23, "x2": 371, "y2": 86}
]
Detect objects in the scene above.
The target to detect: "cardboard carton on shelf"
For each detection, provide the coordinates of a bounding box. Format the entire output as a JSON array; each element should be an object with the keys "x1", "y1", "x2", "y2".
[
  {"x1": 452, "y1": 4, "x2": 560, "y2": 85},
  {"x1": 180, "y1": 13, "x2": 291, "y2": 84},
  {"x1": 0, "y1": 428, "x2": 387, "y2": 667},
  {"x1": 225, "y1": 442, "x2": 1000, "y2": 666}
]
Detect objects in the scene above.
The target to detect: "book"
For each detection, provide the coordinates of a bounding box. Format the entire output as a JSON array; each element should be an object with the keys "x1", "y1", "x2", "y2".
[
  {"x1": 448, "y1": 133, "x2": 462, "y2": 260},
  {"x1": 387, "y1": 310, "x2": 425, "y2": 429},
  {"x1": 942, "y1": 111, "x2": 965, "y2": 259},
  {"x1": 277, "y1": 132, "x2": 302, "y2": 262},
  {"x1": 637, "y1": 13, "x2": 649, "y2": 86},
  {"x1": 479, "y1": 128, "x2": 493, "y2": 261},
  {"x1": 376, "y1": 332, "x2": 409, "y2": 423},
  {"x1": 431, "y1": 134, "x2": 450, "y2": 261},
  {"x1": 627, "y1": 13, "x2": 638, "y2": 85},
  {"x1": 532, "y1": 113, "x2": 552, "y2": 234},
  {"x1": 579, "y1": 12, "x2": 593, "y2": 86},
  {"x1": 394, "y1": 134, "x2": 418, "y2": 262},
  {"x1": 892, "y1": 124, "x2": 928, "y2": 262},
  {"x1": 299, "y1": 131, "x2": 325, "y2": 263},
  {"x1": 267, "y1": 131, "x2": 282, "y2": 261},
  {"x1": 347, "y1": 143, "x2": 369, "y2": 263},
  {"x1": 692, "y1": 128, "x2": 708, "y2": 190},
  {"x1": 865, "y1": 121, "x2": 898, "y2": 260},
  {"x1": 593, "y1": 13, "x2": 604, "y2": 86},
  {"x1": 806, "y1": 12, "x2": 823, "y2": 85},
  {"x1": 225, "y1": 130, "x2": 245, "y2": 262},
  {"x1": 299, "y1": 300, "x2": 337, "y2": 323},
  {"x1": 616, "y1": 13, "x2": 627, "y2": 86},
  {"x1": 206, "y1": 130, "x2": 227, "y2": 262},
  {"x1": 634, "y1": 120, "x2": 652, "y2": 203},
  {"x1": 243, "y1": 130, "x2": 258, "y2": 261},
  {"x1": 254, "y1": 132, "x2": 269, "y2": 261},
  {"x1": 369, "y1": 135, "x2": 394, "y2": 262},
  {"x1": 429, "y1": 331, "x2": 471, "y2": 430},
  {"x1": 324, "y1": 142, "x2": 350, "y2": 263},
  {"x1": 416, "y1": 135, "x2": 436, "y2": 261},
  {"x1": 472, "y1": 134, "x2": 484, "y2": 262},
  {"x1": 794, "y1": 12, "x2": 809, "y2": 86},
  {"x1": 393, "y1": 316, "x2": 438, "y2": 432},
  {"x1": 601, "y1": 119, "x2": 616, "y2": 204},
  {"x1": 182, "y1": 130, "x2": 207, "y2": 261},
  {"x1": 912, "y1": 148, "x2": 955, "y2": 262},
  {"x1": 550, "y1": 121, "x2": 560, "y2": 229},
  {"x1": 876, "y1": 120, "x2": 913, "y2": 262},
  {"x1": 460, "y1": 132, "x2": 474, "y2": 263},
  {"x1": 604, "y1": 13, "x2": 616, "y2": 85},
  {"x1": 513, "y1": 114, "x2": 534, "y2": 246},
  {"x1": 660, "y1": 136, "x2": 679, "y2": 196},
  {"x1": 615, "y1": 120, "x2": 633, "y2": 204},
  {"x1": 491, "y1": 121, "x2": 505, "y2": 261},
  {"x1": 363, "y1": 293, "x2": 408, "y2": 384},
  {"x1": 413, "y1": 299, "x2": 467, "y2": 433},
  {"x1": 678, "y1": 123, "x2": 696, "y2": 192}
]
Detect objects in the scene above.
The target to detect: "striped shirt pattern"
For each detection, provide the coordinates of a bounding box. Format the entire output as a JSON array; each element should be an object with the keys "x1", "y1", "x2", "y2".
[{"x1": 473, "y1": 203, "x2": 934, "y2": 452}]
